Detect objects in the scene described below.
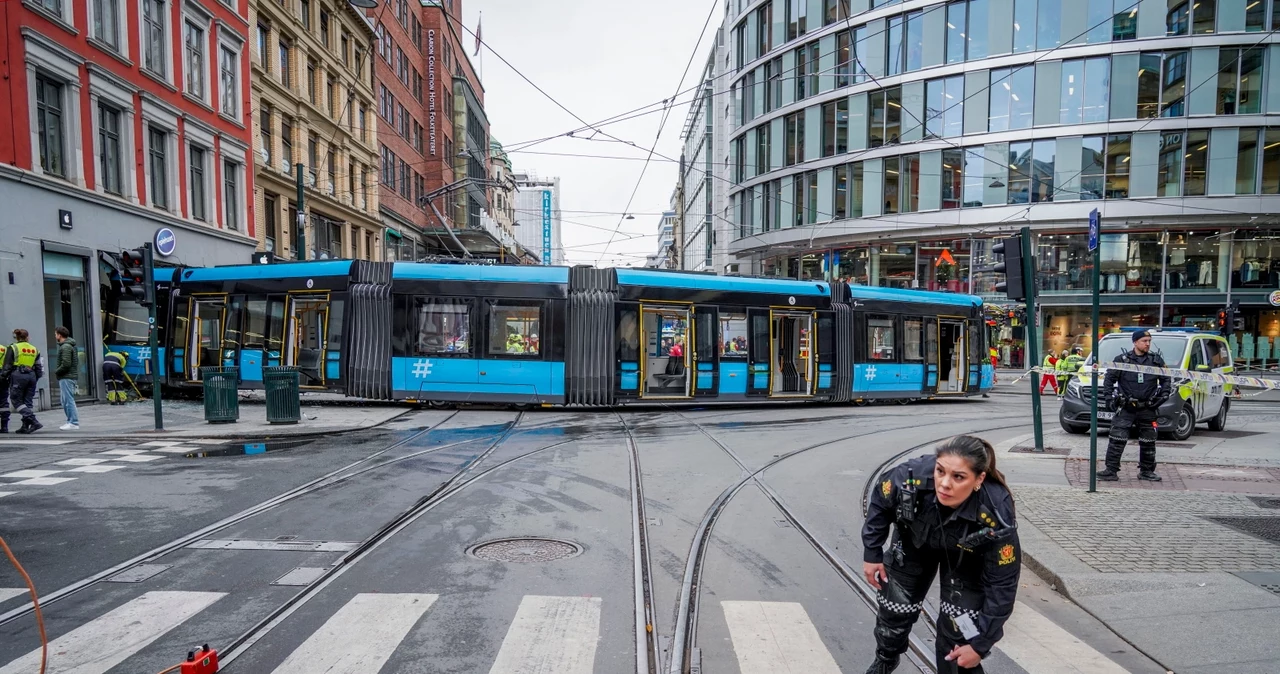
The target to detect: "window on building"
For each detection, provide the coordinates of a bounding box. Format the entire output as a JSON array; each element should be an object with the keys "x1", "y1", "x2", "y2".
[
  {"x1": 35, "y1": 75, "x2": 65, "y2": 178},
  {"x1": 785, "y1": 111, "x2": 804, "y2": 166},
  {"x1": 319, "y1": 9, "x2": 329, "y2": 46},
  {"x1": 358, "y1": 105, "x2": 367, "y2": 141},
  {"x1": 148, "y1": 127, "x2": 169, "y2": 208},
  {"x1": 884, "y1": 156, "x2": 901, "y2": 215},
  {"x1": 307, "y1": 59, "x2": 317, "y2": 104},
  {"x1": 257, "y1": 22, "x2": 270, "y2": 69},
  {"x1": 989, "y1": 66, "x2": 1034, "y2": 132},
  {"x1": 300, "y1": 0, "x2": 311, "y2": 29},
  {"x1": 833, "y1": 164, "x2": 848, "y2": 219},
  {"x1": 326, "y1": 76, "x2": 336, "y2": 117},
  {"x1": 835, "y1": 31, "x2": 851, "y2": 88},
  {"x1": 1156, "y1": 131, "x2": 1184, "y2": 196},
  {"x1": 1059, "y1": 57, "x2": 1110, "y2": 124},
  {"x1": 308, "y1": 133, "x2": 319, "y2": 183},
  {"x1": 787, "y1": 0, "x2": 807, "y2": 40},
  {"x1": 756, "y1": 3, "x2": 773, "y2": 54},
  {"x1": 190, "y1": 145, "x2": 207, "y2": 221},
  {"x1": 278, "y1": 40, "x2": 291, "y2": 88},
  {"x1": 264, "y1": 194, "x2": 278, "y2": 252},
  {"x1": 795, "y1": 43, "x2": 815, "y2": 100},
  {"x1": 143, "y1": 0, "x2": 167, "y2": 77},
  {"x1": 1008, "y1": 141, "x2": 1032, "y2": 204},
  {"x1": 1136, "y1": 51, "x2": 1187, "y2": 118},
  {"x1": 1012, "y1": 0, "x2": 1036, "y2": 52},
  {"x1": 93, "y1": 0, "x2": 121, "y2": 49},
  {"x1": 765, "y1": 57, "x2": 782, "y2": 112},
  {"x1": 1262, "y1": 128, "x2": 1280, "y2": 194},
  {"x1": 220, "y1": 46, "x2": 238, "y2": 116},
  {"x1": 281, "y1": 116, "x2": 293, "y2": 166},
  {"x1": 868, "y1": 87, "x2": 902, "y2": 148},
  {"x1": 1105, "y1": 134, "x2": 1131, "y2": 199},
  {"x1": 1080, "y1": 135, "x2": 1105, "y2": 199},
  {"x1": 98, "y1": 103, "x2": 122, "y2": 195},
  {"x1": 967, "y1": 0, "x2": 989, "y2": 59},
  {"x1": 824, "y1": 0, "x2": 849, "y2": 24},
  {"x1": 184, "y1": 21, "x2": 205, "y2": 98},
  {"x1": 946, "y1": 1, "x2": 967, "y2": 64},
  {"x1": 224, "y1": 160, "x2": 239, "y2": 230},
  {"x1": 1112, "y1": 0, "x2": 1138, "y2": 40},
  {"x1": 1036, "y1": 0, "x2": 1061, "y2": 48},
  {"x1": 400, "y1": 159, "x2": 410, "y2": 198},
  {"x1": 1217, "y1": 48, "x2": 1264, "y2": 115},
  {"x1": 905, "y1": 10, "x2": 924, "y2": 72},
  {"x1": 887, "y1": 15, "x2": 905, "y2": 76},
  {"x1": 1193, "y1": 0, "x2": 1215, "y2": 34},
  {"x1": 1168, "y1": 0, "x2": 1189, "y2": 35},
  {"x1": 961, "y1": 148, "x2": 985, "y2": 207},
  {"x1": 1238, "y1": 128, "x2": 1259, "y2": 195},
  {"x1": 926, "y1": 76, "x2": 963, "y2": 138},
  {"x1": 822, "y1": 99, "x2": 848, "y2": 157},
  {"x1": 942, "y1": 149, "x2": 963, "y2": 209},
  {"x1": 327, "y1": 147, "x2": 336, "y2": 192}
]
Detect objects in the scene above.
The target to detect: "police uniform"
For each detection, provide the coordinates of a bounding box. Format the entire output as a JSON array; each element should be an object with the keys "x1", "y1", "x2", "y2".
[
  {"x1": 6, "y1": 340, "x2": 43, "y2": 433},
  {"x1": 1101, "y1": 339, "x2": 1171, "y2": 480},
  {"x1": 0, "y1": 344, "x2": 14, "y2": 432},
  {"x1": 863, "y1": 455, "x2": 1020, "y2": 673},
  {"x1": 103, "y1": 351, "x2": 127, "y2": 403}
]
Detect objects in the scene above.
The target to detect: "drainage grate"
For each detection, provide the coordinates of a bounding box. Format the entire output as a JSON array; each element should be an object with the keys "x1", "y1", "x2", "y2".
[
  {"x1": 1248, "y1": 496, "x2": 1280, "y2": 510},
  {"x1": 1232, "y1": 571, "x2": 1280, "y2": 596},
  {"x1": 468, "y1": 538, "x2": 582, "y2": 563},
  {"x1": 1208, "y1": 516, "x2": 1280, "y2": 545}
]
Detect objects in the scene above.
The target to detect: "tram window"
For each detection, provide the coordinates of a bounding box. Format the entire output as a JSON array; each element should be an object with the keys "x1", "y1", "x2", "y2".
[
  {"x1": 224, "y1": 298, "x2": 244, "y2": 350},
  {"x1": 617, "y1": 308, "x2": 639, "y2": 362},
  {"x1": 327, "y1": 299, "x2": 344, "y2": 351},
  {"x1": 488, "y1": 302, "x2": 541, "y2": 356},
  {"x1": 265, "y1": 297, "x2": 285, "y2": 354},
  {"x1": 868, "y1": 316, "x2": 896, "y2": 360},
  {"x1": 170, "y1": 295, "x2": 191, "y2": 352},
  {"x1": 720, "y1": 313, "x2": 749, "y2": 357},
  {"x1": 110, "y1": 300, "x2": 151, "y2": 345},
  {"x1": 415, "y1": 298, "x2": 471, "y2": 355},
  {"x1": 903, "y1": 318, "x2": 923, "y2": 361}
]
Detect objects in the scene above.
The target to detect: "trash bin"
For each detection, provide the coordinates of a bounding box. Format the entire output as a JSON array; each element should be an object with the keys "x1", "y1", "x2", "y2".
[
  {"x1": 264, "y1": 366, "x2": 301, "y2": 424},
  {"x1": 201, "y1": 367, "x2": 240, "y2": 423}
]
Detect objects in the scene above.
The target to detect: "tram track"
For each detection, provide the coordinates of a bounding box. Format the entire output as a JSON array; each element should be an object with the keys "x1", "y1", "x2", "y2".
[
  {"x1": 618, "y1": 414, "x2": 662, "y2": 674},
  {"x1": 662, "y1": 411, "x2": 1032, "y2": 674}
]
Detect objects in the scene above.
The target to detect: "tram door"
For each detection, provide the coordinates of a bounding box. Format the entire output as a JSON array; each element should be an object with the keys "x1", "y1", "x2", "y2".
[
  {"x1": 188, "y1": 295, "x2": 228, "y2": 381},
  {"x1": 640, "y1": 304, "x2": 691, "y2": 398},
  {"x1": 285, "y1": 294, "x2": 330, "y2": 388},
  {"x1": 771, "y1": 309, "x2": 815, "y2": 397},
  {"x1": 922, "y1": 319, "x2": 940, "y2": 396},
  {"x1": 746, "y1": 309, "x2": 772, "y2": 396},
  {"x1": 937, "y1": 317, "x2": 968, "y2": 394},
  {"x1": 692, "y1": 306, "x2": 719, "y2": 397}
]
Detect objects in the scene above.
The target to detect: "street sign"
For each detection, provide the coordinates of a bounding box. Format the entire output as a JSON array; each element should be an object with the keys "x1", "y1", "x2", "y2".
[
  {"x1": 1270, "y1": 290, "x2": 1280, "y2": 307},
  {"x1": 1088, "y1": 209, "x2": 1100, "y2": 252},
  {"x1": 154, "y1": 228, "x2": 177, "y2": 257}
]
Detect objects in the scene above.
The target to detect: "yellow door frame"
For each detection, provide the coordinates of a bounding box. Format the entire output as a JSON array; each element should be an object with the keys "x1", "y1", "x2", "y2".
[
  {"x1": 188, "y1": 292, "x2": 228, "y2": 382},
  {"x1": 286, "y1": 292, "x2": 331, "y2": 388},
  {"x1": 935, "y1": 315, "x2": 969, "y2": 395},
  {"x1": 638, "y1": 301, "x2": 694, "y2": 400},
  {"x1": 768, "y1": 307, "x2": 817, "y2": 398}
]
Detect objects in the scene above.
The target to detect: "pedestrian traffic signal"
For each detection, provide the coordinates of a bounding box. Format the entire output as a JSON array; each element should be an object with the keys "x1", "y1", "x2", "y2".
[
  {"x1": 993, "y1": 234, "x2": 1027, "y2": 301},
  {"x1": 120, "y1": 248, "x2": 153, "y2": 307}
]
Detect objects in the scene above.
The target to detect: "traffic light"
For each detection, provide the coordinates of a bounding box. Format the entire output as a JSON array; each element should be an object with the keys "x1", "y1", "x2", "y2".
[
  {"x1": 120, "y1": 248, "x2": 153, "y2": 306},
  {"x1": 1229, "y1": 301, "x2": 1244, "y2": 332},
  {"x1": 993, "y1": 234, "x2": 1027, "y2": 301},
  {"x1": 1217, "y1": 308, "x2": 1230, "y2": 336}
]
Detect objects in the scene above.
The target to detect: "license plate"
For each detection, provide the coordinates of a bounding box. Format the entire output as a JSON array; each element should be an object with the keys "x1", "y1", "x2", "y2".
[{"x1": 1098, "y1": 412, "x2": 1114, "y2": 421}]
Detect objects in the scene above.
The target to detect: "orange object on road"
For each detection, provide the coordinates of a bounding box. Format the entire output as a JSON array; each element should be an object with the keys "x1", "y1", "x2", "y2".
[{"x1": 180, "y1": 645, "x2": 218, "y2": 674}]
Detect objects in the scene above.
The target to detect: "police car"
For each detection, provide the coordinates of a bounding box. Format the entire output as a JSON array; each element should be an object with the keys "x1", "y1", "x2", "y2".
[{"x1": 1059, "y1": 328, "x2": 1234, "y2": 441}]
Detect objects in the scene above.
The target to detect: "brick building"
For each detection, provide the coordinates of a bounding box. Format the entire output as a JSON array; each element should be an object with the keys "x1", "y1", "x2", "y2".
[
  {"x1": 0, "y1": 0, "x2": 256, "y2": 406},
  {"x1": 250, "y1": 0, "x2": 381, "y2": 261},
  {"x1": 371, "y1": 0, "x2": 510, "y2": 260}
]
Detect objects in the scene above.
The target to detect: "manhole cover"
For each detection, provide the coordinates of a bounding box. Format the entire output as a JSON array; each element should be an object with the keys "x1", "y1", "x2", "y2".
[
  {"x1": 1208, "y1": 517, "x2": 1280, "y2": 545},
  {"x1": 468, "y1": 538, "x2": 582, "y2": 563}
]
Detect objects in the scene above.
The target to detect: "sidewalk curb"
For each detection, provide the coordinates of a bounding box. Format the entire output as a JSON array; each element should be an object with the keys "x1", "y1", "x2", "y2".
[{"x1": 42, "y1": 408, "x2": 414, "y2": 443}]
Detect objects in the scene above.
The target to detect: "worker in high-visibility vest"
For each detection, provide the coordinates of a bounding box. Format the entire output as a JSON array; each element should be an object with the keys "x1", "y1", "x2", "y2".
[
  {"x1": 1038, "y1": 352, "x2": 1059, "y2": 395},
  {"x1": 3, "y1": 328, "x2": 44, "y2": 433},
  {"x1": 103, "y1": 349, "x2": 128, "y2": 404}
]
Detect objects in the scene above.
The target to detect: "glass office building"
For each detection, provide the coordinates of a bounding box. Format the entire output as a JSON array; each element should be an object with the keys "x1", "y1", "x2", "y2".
[{"x1": 725, "y1": 0, "x2": 1280, "y2": 363}]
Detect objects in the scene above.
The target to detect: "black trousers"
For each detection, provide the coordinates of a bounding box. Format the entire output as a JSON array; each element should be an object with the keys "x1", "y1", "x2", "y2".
[
  {"x1": 9, "y1": 371, "x2": 38, "y2": 422},
  {"x1": 1105, "y1": 405, "x2": 1157, "y2": 472},
  {"x1": 873, "y1": 534, "x2": 986, "y2": 673},
  {"x1": 103, "y1": 362, "x2": 125, "y2": 393}
]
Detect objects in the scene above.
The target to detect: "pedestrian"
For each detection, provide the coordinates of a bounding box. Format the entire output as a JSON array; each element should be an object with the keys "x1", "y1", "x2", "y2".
[
  {"x1": 1038, "y1": 351, "x2": 1058, "y2": 395},
  {"x1": 1098, "y1": 330, "x2": 1171, "y2": 482},
  {"x1": 53, "y1": 327, "x2": 80, "y2": 429},
  {"x1": 0, "y1": 341, "x2": 14, "y2": 432},
  {"x1": 1054, "y1": 350, "x2": 1072, "y2": 398},
  {"x1": 861, "y1": 435, "x2": 1019, "y2": 673},
  {"x1": 4, "y1": 329, "x2": 44, "y2": 434},
  {"x1": 103, "y1": 349, "x2": 128, "y2": 404}
]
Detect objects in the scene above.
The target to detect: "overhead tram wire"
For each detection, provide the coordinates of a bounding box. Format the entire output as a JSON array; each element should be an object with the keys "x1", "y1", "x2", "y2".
[{"x1": 593, "y1": 0, "x2": 722, "y2": 267}]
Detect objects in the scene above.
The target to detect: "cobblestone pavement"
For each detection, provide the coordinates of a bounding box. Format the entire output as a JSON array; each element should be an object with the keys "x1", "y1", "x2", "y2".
[
  {"x1": 1062, "y1": 458, "x2": 1280, "y2": 494},
  {"x1": 1015, "y1": 485, "x2": 1280, "y2": 573}
]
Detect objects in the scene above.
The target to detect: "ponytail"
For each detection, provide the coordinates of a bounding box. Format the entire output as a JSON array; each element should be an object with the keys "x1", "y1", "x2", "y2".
[{"x1": 936, "y1": 435, "x2": 1014, "y2": 510}]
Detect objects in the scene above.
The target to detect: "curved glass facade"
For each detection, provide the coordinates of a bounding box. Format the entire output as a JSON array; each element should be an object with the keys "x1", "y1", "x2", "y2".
[{"x1": 723, "y1": 0, "x2": 1280, "y2": 361}]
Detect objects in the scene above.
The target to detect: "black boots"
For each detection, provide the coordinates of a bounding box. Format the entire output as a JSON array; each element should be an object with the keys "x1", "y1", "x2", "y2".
[
  {"x1": 15, "y1": 419, "x2": 41, "y2": 434},
  {"x1": 1096, "y1": 468, "x2": 1119, "y2": 481},
  {"x1": 1138, "y1": 470, "x2": 1162, "y2": 482},
  {"x1": 864, "y1": 655, "x2": 900, "y2": 674}
]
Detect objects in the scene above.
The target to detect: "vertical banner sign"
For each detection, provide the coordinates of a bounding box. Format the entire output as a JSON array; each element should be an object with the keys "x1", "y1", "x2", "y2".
[
  {"x1": 541, "y1": 190, "x2": 553, "y2": 265},
  {"x1": 1088, "y1": 209, "x2": 1100, "y2": 252},
  {"x1": 427, "y1": 31, "x2": 437, "y2": 156}
]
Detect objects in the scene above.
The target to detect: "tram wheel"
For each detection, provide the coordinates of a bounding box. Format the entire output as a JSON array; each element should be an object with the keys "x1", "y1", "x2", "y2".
[
  {"x1": 428, "y1": 400, "x2": 453, "y2": 410},
  {"x1": 853, "y1": 399, "x2": 868, "y2": 406},
  {"x1": 896, "y1": 399, "x2": 911, "y2": 405}
]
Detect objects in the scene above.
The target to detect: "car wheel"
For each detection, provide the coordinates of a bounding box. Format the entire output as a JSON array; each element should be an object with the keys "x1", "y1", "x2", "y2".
[
  {"x1": 1207, "y1": 399, "x2": 1229, "y2": 432},
  {"x1": 1170, "y1": 404, "x2": 1195, "y2": 441}
]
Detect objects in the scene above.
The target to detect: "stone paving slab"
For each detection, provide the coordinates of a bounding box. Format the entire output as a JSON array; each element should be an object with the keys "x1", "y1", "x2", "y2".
[{"x1": 36, "y1": 400, "x2": 409, "y2": 439}]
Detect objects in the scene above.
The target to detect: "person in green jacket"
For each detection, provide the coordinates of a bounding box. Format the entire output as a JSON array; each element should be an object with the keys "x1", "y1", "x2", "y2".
[{"x1": 54, "y1": 327, "x2": 79, "y2": 430}]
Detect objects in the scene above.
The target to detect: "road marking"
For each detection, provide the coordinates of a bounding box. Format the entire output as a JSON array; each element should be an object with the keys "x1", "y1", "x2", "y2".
[
  {"x1": 996, "y1": 602, "x2": 1129, "y2": 673},
  {"x1": 721, "y1": 601, "x2": 841, "y2": 674},
  {"x1": 0, "y1": 589, "x2": 26, "y2": 603},
  {"x1": 109, "y1": 454, "x2": 164, "y2": 463},
  {"x1": 97, "y1": 449, "x2": 148, "y2": 456},
  {"x1": 1, "y1": 469, "x2": 63, "y2": 479},
  {"x1": 139, "y1": 441, "x2": 182, "y2": 447},
  {"x1": 0, "y1": 590, "x2": 225, "y2": 674},
  {"x1": 148, "y1": 446, "x2": 199, "y2": 454},
  {"x1": 187, "y1": 539, "x2": 357, "y2": 552},
  {"x1": 68, "y1": 465, "x2": 125, "y2": 474},
  {"x1": 0, "y1": 492, "x2": 13, "y2": 499},
  {"x1": 9, "y1": 477, "x2": 76, "y2": 486},
  {"x1": 489, "y1": 595, "x2": 602, "y2": 674},
  {"x1": 269, "y1": 593, "x2": 438, "y2": 673},
  {"x1": 55, "y1": 458, "x2": 112, "y2": 467},
  {"x1": 0, "y1": 439, "x2": 74, "y2": 446}
]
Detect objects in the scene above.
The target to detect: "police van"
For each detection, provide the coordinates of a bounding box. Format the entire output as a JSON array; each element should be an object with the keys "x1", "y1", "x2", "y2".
[{"x1": 1059, "y1": 328, "x2": 1234, "y2": 441}]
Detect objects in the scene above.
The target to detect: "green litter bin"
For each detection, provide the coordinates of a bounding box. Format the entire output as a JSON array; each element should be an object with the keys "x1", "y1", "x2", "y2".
[
  {"x1": 201, "y1": 366, "x2": 240, "y2": 423},
  {"x1": 264, "y1": 366, "x2": 301, "y2": 424}
]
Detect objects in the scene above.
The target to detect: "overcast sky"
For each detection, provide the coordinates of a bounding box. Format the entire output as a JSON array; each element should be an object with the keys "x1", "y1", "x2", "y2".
[{"x1": 459, "y1": 0, "x2": 721, "y2": 267}]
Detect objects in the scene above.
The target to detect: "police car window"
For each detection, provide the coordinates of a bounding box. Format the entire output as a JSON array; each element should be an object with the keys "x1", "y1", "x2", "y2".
[
  {"x1": 1187, "y1": 341, "x2": 1207, "y2": 369},
  {"x1": 488, "y1": 302, "x2": 540, "y2": 356},
  {"x1": 1090, "y1": 335, "x2": 1186, "y2": 366},
  {"x1": 1202, "y1": 339, "x2": 1230, "y2": 368}
]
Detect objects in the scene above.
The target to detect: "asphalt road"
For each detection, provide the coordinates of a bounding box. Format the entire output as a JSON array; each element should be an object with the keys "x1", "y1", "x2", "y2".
[{"x1": 0, "y1": 399, "x2": 1156, "y2": 674}]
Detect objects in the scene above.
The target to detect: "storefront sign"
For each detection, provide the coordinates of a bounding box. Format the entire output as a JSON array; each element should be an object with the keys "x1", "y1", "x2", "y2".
[
  {"x1": 1270, "y1": 290, "x2": 1280, "y2": 307},
  {"x1": 154, "y1": 228, "x2": 177, "y2": 257},
  {"x1": 541, "y1": 190, "x2": 552, "y2": 265},
  {"x1": 427, "y1": 30, "x2": 437, "y2": 157}
]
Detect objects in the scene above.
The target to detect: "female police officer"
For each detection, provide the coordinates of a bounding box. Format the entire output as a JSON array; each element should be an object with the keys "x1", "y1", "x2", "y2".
[{"x1": 861, "y1": 435, "x2": 1020, "y2": 673}]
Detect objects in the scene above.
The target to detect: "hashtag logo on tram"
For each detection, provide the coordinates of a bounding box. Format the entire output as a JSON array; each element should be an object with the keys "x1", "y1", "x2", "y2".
[
  {"x1": 412, "y1": 359, "x2": 434, "y2": 378},
  {"x1": 865, "y1": 366, "x2": 877, "y2": 381}
]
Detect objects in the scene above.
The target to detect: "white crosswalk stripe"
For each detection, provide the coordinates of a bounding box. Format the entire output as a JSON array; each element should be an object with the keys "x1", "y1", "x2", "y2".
[
  {"x1": 0, "y1": 492, "x2": 13, "y2": 499},
  {"x1": 721, "y1": 601, "x2": 842, "y2": 674},
  {"x1": 269, "y1": 594, "x2": 438, "y2": 674},
  {"x1": 489, "y1": 595, "x2": 602, "y2": 674},
  {"x1": 0, "y1": 590, "x2": 225, "y2": 674},
  {"x1": 67, "y1": 465, "x2": 125, "y2": 474},
  {"x1": 0, "y1": 589, "x2": 27, "y2": 603},
  {"x1": 996, "y1": 602, "x2": 1129, "y2": 673}
]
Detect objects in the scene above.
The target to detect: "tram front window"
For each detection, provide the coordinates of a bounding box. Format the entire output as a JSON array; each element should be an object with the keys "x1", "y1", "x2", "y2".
[
  {"x1": 109, "y1": 300, "x2": 150, "y2": 344},
  {"x1": 415, "y1": 298, "x2": 471, "y2": 354},
  {"x1": 489, "y1": 303, "x2": 540, "y2": 356}
]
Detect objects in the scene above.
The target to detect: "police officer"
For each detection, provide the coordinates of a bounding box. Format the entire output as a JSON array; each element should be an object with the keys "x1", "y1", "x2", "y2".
[
  {"x1": 103, "y1": 349, "x2": 127, "y2": 404},
  {"x1": 0, "y1": 341, "x2": 14, "y2": 432},
  {"x1": 862, "y1": 435, "x2": 1020, "y2": 673},
  {"x1": 5, "y1": 329, "x2": 44, "y2": 434},
  {"x1": 1098, "y1": 330, "x2": 1171, "y2": 482}
]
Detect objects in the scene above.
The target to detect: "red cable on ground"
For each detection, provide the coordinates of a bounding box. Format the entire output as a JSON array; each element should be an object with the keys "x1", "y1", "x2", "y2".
[{"x1": 0, "y1": 534, "x2": 47, "y2": 674}]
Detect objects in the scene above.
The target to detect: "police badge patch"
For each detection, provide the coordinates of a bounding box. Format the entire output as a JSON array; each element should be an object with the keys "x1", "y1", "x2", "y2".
[
  {"x1": 998, "y1": 544, "x2": 1016, "y2": 566},
  {"x1": 882, "y1": 480, "x2": 892, "y2": 498}
]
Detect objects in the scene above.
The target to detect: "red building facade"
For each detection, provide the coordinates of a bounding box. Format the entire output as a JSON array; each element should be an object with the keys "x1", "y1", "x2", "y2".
[
  {"x1": 0, "y1": 0, "x2": 256, "y2": 405},
  {"x1": 370, "y1": 0, "x2": 500, "y2": 259}
]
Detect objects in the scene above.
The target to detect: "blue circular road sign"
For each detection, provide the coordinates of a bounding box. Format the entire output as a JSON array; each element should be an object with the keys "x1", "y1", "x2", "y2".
[{"x1": 154, "y1": 228, "x2": 177, "y2": 257}]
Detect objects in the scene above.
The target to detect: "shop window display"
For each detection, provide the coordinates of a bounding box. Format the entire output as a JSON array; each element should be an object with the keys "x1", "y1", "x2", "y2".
[
  {"x1": 1035, "y1": 233, "x2": 1093, "y2": 293},
  {"x1": 918, "y1": 239, "x2": 970, "y2": 293},
  {"x1": 833, "y1": 247, "x2": 872, "y2": 285},
  {"x1": 875, "y1": 244, "x2": 916, "y2": 289},
  {"x1": 1098, "y1": 232, "x2": 1162, "y2": 294},
  {"x1": 1231, "y1": 231, "x2": 1280, "y2": 289},
  {"x1": 1165, "y1": 231, "x2": 1229, "y2": 292}
]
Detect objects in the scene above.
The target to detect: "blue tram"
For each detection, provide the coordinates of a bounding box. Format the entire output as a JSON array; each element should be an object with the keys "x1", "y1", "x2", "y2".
[{"x1": 102, "y1": 260, "x2": 992, "y2": 405}]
